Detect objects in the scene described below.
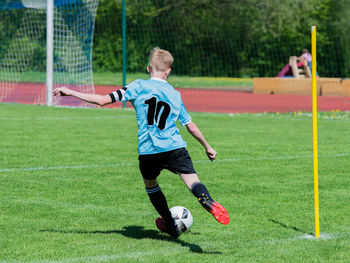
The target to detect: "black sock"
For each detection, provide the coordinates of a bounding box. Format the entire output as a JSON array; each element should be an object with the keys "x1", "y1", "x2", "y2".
[
  {"x1": 146, "y1": 185, "x2": 174, "y2": 225},
  {"x1": 191, "y1": 182, "x2": 214, "y2": 211},
  {"x1": 191, "y1": 182, "x2": 212, "y2": 200}
]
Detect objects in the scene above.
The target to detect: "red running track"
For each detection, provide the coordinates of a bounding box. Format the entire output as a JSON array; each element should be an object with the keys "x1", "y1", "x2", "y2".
[
  {"x1": 2, "y1": 83, "x2": 350, "y2": 113},
  {"x1": 96, "y1": 85, "x2": 350, "y2": 113}
]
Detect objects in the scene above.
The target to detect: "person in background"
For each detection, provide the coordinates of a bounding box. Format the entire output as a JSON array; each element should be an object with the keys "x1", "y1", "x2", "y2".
[{"x1": 276, "y1": 48, "x2": 318, "y2": 77}]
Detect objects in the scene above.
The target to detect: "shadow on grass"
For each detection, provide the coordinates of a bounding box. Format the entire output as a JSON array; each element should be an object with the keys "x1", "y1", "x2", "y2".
[
  {"x1": 41, "y1": 225, "x2": 221, "y2": 254},
  {"x1": 268, "y1": 218, "x2": 314, "y2": 236}
]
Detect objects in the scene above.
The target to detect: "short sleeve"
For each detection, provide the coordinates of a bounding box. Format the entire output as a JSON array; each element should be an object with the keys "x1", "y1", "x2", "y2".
[
  {"x1": 121, "y1": 80, "x2": 141, "y2": 102},
  {"x1": 178, "y1": 101, "x2": 191, "y2": 126}
]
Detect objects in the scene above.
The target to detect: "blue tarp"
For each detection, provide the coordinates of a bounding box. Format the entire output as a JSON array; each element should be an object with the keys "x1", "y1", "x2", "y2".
[
  {"x1": 0, "y1": 0, "x2": 81, "y2": 10},
  {"x1": 0, "y1": 1, "x2": 25, "y2": 10}
]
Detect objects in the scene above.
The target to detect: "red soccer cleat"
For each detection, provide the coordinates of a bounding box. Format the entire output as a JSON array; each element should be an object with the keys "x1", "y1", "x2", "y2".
[
  {"x1": 198, "y1": 194, "x2": 230, "y2": 225},
  {"x1": 209, "y1": 200, "x2": 230, "y2": 225}
]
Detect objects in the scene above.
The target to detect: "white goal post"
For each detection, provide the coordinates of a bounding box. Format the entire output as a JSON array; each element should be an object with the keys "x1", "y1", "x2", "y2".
[
  {"x1": 0, "y1": 0, "x2": 100, "y2": 107},
  {"x1": 47, "y1": 0, "x2": 54, "y2": 106}
]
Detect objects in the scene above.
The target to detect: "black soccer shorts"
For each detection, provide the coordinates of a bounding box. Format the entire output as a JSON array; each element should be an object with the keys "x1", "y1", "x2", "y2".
[{"x1": 138, "y1": 148, "x2": 197, "y2": 180}]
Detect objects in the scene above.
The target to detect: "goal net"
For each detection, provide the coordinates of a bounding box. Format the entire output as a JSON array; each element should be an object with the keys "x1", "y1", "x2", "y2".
[{"x1": 0, "y1": 0, "x2": 99, "y2": 106}]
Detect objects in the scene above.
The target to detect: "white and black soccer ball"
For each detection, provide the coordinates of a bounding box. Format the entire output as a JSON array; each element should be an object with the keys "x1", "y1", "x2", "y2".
[{"x1": 170, "y1": 206, "x2": 193, "y2": 233}]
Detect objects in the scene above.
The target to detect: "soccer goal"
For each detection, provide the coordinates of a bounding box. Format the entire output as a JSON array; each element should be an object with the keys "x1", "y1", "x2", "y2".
[{"x1": 0, "y1": 0, "x2": 99, "y2": 106}]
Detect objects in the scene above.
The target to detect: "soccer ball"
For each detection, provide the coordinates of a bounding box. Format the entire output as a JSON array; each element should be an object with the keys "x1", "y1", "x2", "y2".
[{"x1": 170, "y1": 206, "x2": 193, "y2": 233}]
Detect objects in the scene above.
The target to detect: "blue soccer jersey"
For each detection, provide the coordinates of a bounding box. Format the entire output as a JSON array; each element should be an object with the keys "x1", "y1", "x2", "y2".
[{"x1": 109, "y1": 78, "x2": 192, "y2": 155}]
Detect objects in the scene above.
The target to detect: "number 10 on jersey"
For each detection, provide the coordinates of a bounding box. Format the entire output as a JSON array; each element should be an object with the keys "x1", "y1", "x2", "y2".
[{"x1": 145, "y1": 97, "x2": 171, "y2": 130}]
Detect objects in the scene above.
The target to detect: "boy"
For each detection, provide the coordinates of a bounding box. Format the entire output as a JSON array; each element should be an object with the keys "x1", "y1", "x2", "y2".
[{"x1": 53, "y1": 47, "x2": 229, "y2": 238}]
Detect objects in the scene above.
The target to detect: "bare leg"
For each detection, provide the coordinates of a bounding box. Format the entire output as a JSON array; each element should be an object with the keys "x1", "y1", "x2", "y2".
[{"x1": 179, "y1": 173, "x2": 200, "y2": 190}]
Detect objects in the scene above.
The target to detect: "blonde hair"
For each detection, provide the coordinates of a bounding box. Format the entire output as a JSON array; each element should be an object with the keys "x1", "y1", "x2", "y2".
[{"x1": 148, "y1": 47, "x2": 173, "y2": 73}]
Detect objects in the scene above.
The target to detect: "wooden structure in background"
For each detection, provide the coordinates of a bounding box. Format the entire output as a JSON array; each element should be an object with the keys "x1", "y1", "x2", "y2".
[
  {"x1": 253, "y1": 78, "x2": 350, "y2": 97},
  {"x1": 289, "y1": 56, "x2": 311, "y2": 79}
]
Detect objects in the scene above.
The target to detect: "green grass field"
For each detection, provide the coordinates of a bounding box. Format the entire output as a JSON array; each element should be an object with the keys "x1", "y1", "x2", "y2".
[{"x1": 1, "y1": 103, "x2": 350, "y2": 262}]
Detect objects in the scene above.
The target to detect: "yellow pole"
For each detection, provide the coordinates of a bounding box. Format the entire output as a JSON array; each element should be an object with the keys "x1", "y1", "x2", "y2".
[{"x1": 311, "y1": 25, "x2": 320, "y2": 238}]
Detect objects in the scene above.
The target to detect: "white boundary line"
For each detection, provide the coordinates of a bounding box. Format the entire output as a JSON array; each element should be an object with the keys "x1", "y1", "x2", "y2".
[
  {"x1": 1, "y1": 251, "x2": 155, "y2": 263},
  {"x1": 2, "y1": 153, "x2": 350, "y2": 173},
  {"x1": 0, "y1": 163, "x2": 135, "y2": 172},
  {"x1": 2, "y1": 232, "x2": 347, "y2": 263}
]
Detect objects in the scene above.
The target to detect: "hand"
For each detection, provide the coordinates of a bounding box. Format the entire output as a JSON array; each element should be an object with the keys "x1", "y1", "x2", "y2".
[
  {"x1": 206, "y1": 147, "x2": 217, "y2": 161},
  {"x1": 53, "y1": 87, "x2": 73, "y2": 97}
]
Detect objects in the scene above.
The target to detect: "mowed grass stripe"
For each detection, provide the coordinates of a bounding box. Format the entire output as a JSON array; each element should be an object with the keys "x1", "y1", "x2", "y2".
[{"x1": 2, "y1": 152, "x2": 350, "y2": 173}]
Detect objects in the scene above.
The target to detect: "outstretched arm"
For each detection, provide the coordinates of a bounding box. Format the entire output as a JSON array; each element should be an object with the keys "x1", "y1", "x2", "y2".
[
  {"x1": 53, "y1": 87, "x2": 112, "y2": 106},
  {"x1": 185, "y1": 121, "x2": 217, "y2": 161}
]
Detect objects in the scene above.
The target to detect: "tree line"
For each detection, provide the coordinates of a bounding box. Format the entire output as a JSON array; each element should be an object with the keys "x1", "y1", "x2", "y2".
[
  {"x1": 1, "y1": 0, "x2": 349, "y2": 78},
  {"x1": 94, "y1": 0, "x2": 350, "y2": 78}
]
